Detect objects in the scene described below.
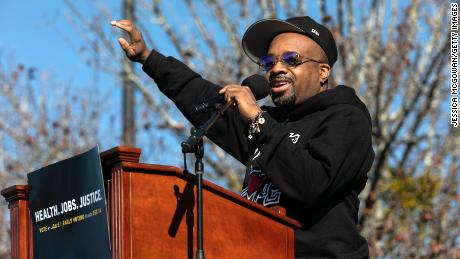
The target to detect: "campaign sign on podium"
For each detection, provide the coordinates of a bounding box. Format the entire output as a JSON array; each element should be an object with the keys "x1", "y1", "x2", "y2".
[{"x1": 27, "y1": 146, "x2": 111, "y2": 259}]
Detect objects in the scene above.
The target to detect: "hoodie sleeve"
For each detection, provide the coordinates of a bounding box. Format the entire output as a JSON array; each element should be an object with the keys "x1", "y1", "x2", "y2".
[
  {"x1": 254, "y1": 104, "x2": 374, "y2": 207},
  {"x1": 141, "y1": 50, "x2": 251, "y2": 163}
]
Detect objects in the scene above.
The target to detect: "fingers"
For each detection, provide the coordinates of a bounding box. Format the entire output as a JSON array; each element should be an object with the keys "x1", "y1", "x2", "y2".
[
  {"x1": 219, "y1": 85, "x2": 261, "y2": 121},
  {"x1": 111, "y1": 19, "x2": 133, "y2": 32},
  {"x1": 112, "y1": 19, "x2": 148, "y2": 63},
  {"x1": 117, "y1": 38, "x2": 135, "y2": 56},
  {"x1": 117, "y1": 37, "x2": 129, "y2": 50},
  {"x1": 219, "y1": 85, "x2": 239, "y2": 103},
  {"x1": 111, "y1": 19, "x2": 143, "y2": 42},
  {"x1": 219, "y1": 85, "x2": 256, "y2": 102}
]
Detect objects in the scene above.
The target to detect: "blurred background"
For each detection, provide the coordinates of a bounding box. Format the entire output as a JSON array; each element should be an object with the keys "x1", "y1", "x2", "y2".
[{"x1": 0, "y1": 0, "x2": 458, "y2": 258}]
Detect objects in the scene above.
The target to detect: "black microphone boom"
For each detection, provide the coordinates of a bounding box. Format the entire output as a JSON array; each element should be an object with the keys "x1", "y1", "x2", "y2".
[{"x1": 193, "y1": 74, "x2": 269, "y2": 113}]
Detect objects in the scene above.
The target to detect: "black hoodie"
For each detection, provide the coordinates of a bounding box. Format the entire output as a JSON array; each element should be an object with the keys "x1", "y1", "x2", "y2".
[{"x1": 142, "y1": 49, "x2": 375, "y2": 258}]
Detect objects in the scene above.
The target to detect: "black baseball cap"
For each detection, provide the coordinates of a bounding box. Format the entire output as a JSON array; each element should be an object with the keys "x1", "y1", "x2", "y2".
[{"x1": 242, "y1": 16, "x2": 338, "y2": 67}]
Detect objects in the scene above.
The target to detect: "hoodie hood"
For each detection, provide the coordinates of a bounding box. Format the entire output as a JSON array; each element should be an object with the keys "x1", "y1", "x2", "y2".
[{"x1": 277, "y1": 85, "x2": 372, "y2": 127}]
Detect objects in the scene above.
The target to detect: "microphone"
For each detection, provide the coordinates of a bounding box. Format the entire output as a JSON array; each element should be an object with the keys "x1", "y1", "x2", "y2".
[{"x1": 193, "y1": 74, "x2": 270, "y2": 113}]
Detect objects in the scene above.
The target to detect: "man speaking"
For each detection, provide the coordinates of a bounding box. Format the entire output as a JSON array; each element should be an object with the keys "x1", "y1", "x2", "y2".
[{"x1": 112, "y1": 15, "x2": 374, "y2": 258}]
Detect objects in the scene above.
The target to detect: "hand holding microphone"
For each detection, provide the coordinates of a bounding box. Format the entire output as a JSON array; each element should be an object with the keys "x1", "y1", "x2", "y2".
[
  {"x1": 194, "y1": 75, "x2": 269, "y2": 121},
  {"x1": 184, "y1": 75, "x2": 269, "y2": 153}
]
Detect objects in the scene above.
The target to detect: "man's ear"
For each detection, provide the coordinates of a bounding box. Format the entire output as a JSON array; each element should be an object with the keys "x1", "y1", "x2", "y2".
[{"x1": 319, "y1": 63, "x2": 331, "y2": 85}]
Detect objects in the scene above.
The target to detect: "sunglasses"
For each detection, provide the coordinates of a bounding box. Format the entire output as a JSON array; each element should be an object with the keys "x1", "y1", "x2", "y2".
[{"x1": 258, "y1": 51, "x2": 324, "y2": 71}]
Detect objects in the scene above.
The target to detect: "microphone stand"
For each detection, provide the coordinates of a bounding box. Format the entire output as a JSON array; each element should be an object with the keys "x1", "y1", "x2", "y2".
[{"x1": 181, "y1": 101, "x2": 232, "y2": 259}]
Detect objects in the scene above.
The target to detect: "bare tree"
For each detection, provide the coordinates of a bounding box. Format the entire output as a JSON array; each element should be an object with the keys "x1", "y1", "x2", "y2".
[
  {"x1": 121, "y1": 0, "x2": 137, "y2": 147},
  {"x1": 0, "y1": 57, "x2": 113, "y2": 257}
]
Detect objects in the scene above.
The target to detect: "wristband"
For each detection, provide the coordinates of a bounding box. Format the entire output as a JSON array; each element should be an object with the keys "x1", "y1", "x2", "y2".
[{"x1": 248, "y1": 111, "x2": 265, "y2": 139}]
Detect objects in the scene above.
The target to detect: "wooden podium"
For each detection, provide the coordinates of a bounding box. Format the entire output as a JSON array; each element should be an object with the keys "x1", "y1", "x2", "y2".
[{"x1": 1, "y1": 146, "x2": 300, "y2": 259}]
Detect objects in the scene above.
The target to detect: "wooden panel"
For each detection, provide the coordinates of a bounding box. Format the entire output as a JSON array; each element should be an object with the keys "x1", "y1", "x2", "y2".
[
  {"x1": 2, "y1": 146, "x2": 299, "y2": 259},
  {"x1": 124, "y1": 170, "x2": 293, "y2": 258},
  {"x1": 1, "y1": 185, "x2": 33, "y2": 259}
]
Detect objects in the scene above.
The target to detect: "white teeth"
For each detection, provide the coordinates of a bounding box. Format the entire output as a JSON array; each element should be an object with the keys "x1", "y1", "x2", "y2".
[{"x1": 274, "y1": 81, "x2": 289, "y2": 87}]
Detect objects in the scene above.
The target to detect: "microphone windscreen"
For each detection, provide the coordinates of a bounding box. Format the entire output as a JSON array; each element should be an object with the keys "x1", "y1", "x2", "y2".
[{"x1": 241, "y1": 74, "x2": 270, "y2": 100}]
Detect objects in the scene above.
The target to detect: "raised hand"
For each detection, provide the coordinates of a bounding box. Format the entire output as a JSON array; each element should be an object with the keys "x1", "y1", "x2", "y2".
[{"x1": 111, "y1": 19, "x2": 150, "y2": 64}]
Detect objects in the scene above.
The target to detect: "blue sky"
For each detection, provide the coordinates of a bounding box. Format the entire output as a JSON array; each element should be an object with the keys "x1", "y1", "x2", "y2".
[
  {"x1": 3, "y1": 2, "x2": 89, "y2": 79},
  {"x1": 2, "y1": 1, "x2": 122, "y2": 144}
]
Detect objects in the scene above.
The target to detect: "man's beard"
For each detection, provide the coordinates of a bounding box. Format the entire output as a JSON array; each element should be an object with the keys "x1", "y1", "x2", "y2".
[{"x1": 271, "y1": 83, "x2": 296, "y2": 107}]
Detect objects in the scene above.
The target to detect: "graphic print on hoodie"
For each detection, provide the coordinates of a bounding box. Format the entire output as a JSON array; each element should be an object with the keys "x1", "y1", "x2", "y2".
[{"x1": 241, "y1": 148, "x2": 282, "y2": 206}]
